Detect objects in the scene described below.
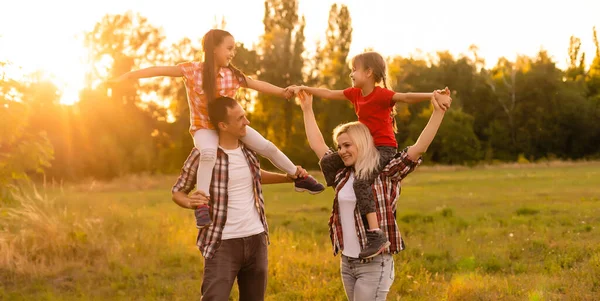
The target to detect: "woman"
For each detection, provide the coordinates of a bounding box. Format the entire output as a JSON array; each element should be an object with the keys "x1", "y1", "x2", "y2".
[{"x1": 297, "y1": 90, "x2": 450, "y2": 300}]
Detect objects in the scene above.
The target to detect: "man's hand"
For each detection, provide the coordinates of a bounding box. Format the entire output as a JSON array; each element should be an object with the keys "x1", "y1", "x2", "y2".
[
  {"x1": 187, "y1": 190, "x2": 209, "y2": 209},
  {"x1": 291, "y1": 165, "x2": 309, "y2": 179}
]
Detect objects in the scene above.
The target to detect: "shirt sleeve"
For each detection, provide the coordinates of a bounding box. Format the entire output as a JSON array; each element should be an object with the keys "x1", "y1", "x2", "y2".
[
  {"x1": 318, "y1": 148, "x2": 345, "y2": 187},
  {"x1": 381, "y1": 87, "x2": 396, "y2": 107},
  {"x1": 177, "y1": 61, "x2": 197, "y2": 83},
  {"x1": 343, "y1": 87, "x2": 358, "y2": 105},
  {"x1": 171, "y1": 148, "x2": 200, "y2": 194},
  {"x1": 381, "y1": 147, "x2": 422, "y2": 182},
  {"x1": 233, "y1": 68, "x2": 248, "y2": 88}
]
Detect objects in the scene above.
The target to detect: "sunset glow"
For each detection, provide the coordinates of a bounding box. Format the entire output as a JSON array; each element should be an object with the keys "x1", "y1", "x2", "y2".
[{"x1": 1, "y1": 0, "x2": 599, "y2": 106}]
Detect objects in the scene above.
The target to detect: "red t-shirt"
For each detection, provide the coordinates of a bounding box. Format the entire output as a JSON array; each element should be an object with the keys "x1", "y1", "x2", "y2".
[{"x1": 343, "y1": 86, "x2": 397, "y2": 147}]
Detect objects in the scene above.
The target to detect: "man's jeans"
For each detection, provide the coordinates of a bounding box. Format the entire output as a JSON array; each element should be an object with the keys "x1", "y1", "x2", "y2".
[{"x1": 201, "y1": 232, "x2": 268, "y2": 301}]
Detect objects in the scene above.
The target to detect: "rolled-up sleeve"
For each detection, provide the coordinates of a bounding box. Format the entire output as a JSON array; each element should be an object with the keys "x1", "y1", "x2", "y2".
[
  {"x1": 177, "y1": 61, "x2": 197, "y2": 84},
  {"x1": 318, "y1": 149, "x2": 345, "y2": 187},
  {"x1": 171, "y1": 148, "x2": 200, "y2": 194},
  {"x1": 382, "y1": 147, "x2": 423, "y2": 182}
]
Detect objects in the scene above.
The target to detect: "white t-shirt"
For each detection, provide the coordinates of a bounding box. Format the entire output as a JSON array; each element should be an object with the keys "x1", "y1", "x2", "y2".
[
  {"x1": 338, "y1": 172, "x2": 361, "y2": 258},
  {"x1": 220, "y1": 147, "x2": 265, "y2": 240}
]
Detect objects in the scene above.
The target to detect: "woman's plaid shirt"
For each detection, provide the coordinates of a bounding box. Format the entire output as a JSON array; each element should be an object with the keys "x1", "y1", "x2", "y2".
[{"x1": 320, "y1": 147, "x2": 422, "y2": 256}]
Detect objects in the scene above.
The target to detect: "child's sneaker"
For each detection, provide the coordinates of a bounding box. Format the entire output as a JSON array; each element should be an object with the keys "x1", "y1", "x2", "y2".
[
  {"x1": 195, "y1": 204, "x2": 212, "y2": 229},
  {"x1": 359, "y1": 229, "x2": 390, "y2": 259},
  {"x1": 294, "y1": 175, "x2": 325, "y2": 194}
]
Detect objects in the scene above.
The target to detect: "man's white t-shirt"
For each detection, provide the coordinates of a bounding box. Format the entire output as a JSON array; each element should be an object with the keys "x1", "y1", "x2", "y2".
[{"x1": 220, "y1": 147, "x2": 265, "y2": 240}]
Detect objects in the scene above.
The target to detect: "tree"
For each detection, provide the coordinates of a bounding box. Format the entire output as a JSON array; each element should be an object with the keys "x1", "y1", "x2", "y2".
[
  {"x1": 74, "y1": 12, "x2": 169, "y2": 178},
  {"x1": 311, "y1": 4, "x2": 355, "y2": 146},
  {"x1": 253, "y1": 0, "x2": 308, "y2": 165},
  {"x1": 0, "y1": 63, "x2": 53, "y2": 200},
  {"x1": 566, "y1": 35, "x2": 586, "y2": 82}
]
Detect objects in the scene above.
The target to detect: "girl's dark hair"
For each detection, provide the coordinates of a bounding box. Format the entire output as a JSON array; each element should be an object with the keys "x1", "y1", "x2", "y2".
[
  {"x1": 201, "y1": 29, "x2": 247, "y2": 104},
  {"x1": 351, "y1": 51, "x2": 398, "y2": 133}
]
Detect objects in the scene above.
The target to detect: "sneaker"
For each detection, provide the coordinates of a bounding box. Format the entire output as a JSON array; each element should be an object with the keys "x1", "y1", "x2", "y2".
[
  {"x1": 359, "y1": 229, "x2": 390, "y2": 259},
  {"x1": 195, "y1": 204, "x2": 212, "y2": 229},
  {"x1": 294, "y1": 175, "x2": 325, "y2": 194}
]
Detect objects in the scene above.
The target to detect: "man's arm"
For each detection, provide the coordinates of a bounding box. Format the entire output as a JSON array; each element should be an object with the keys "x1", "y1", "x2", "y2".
[
  {"x1": 172, "y1": 191, "x2": 208, "y2": 209},
  {"x1": 171, "y1": 148, "x2": 201, "y2": 209}
]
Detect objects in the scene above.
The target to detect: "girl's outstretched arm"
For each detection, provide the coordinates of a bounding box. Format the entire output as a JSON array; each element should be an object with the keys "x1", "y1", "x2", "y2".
[
  {"x1": 287, "y1": 85, "x2": 346, "y2": 101},
  {"x1": 110, "y1": 66, "x2": 183, "y2": 82},
  {"x1": 393, "y1": 87, "x2": 451, "y2": 110},
  {"x1": 246, "y1": 77, "x2": 294, "y2": 99},
  {"x1": 392, "y1": 91, "x2": 434, "y2": 104}
]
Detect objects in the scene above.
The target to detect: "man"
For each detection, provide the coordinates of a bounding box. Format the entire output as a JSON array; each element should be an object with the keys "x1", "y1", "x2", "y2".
[{"x1": 171, "y1": 96, "x2": 320, "y2": 300}]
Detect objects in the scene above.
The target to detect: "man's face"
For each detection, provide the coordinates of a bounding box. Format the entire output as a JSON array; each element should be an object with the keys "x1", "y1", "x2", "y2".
[{"x1": 219, "y1": 103, "x2": 250, "y2": 138}]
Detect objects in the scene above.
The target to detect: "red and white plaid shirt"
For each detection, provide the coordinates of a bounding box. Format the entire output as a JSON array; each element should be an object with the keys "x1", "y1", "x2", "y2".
[
  {"x1": 178, "y1": 61, "x2": 246, "y2": 133},
  {"x1": 171, "y1": 145, "x2": 269, "y2": 259},
  {"x1": 319, "y1": 147, "x2": 422, "y2": 256}
]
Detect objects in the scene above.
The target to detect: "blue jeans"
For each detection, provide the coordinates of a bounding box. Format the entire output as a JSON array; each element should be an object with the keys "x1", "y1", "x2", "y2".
[{"x1": 341, "y1": 253, "x2": 395, "y2": 300}]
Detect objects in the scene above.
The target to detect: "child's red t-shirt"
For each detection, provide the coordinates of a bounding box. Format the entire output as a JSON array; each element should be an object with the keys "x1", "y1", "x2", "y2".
[{"x1": 343, "y1": 86, "x2": 397, "y2": 148}]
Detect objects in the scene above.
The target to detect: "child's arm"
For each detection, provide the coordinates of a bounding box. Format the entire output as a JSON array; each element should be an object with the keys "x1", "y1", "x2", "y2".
[
  {"x1": 289, "y1": 85, "x2": 347, "y2": 101},
  {"x1": 406, "y1": 92, "x2": 450, "y2": 160},
  {"x1": 246, "y1": 77, "x2": 294, "y2": 99},
  {"x1": 392, "y1": 92, "x2": 434, "y2": 104},
  {"x1": 393, "y1": 87, "x2": 451, "y2": 110},
  {"x1": 110, "y1": 66, "x2": 183, "y2": 82},
  {"x1": 298, "y1": 91, "x2": 330, "y2": 160}
]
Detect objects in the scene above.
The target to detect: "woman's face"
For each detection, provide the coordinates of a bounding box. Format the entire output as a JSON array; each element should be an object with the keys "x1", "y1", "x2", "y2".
[
  {"x1": 336, "y1": 133, "x2": 358, "y2": 166},
  {"x1": 214, "y1": 35, "x2": 236, "y2": 67}
]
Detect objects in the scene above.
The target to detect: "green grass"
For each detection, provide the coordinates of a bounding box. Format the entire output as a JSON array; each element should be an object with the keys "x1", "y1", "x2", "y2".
[{"x1": 1, "y1": 162, "x2": 600, "y2": 300}]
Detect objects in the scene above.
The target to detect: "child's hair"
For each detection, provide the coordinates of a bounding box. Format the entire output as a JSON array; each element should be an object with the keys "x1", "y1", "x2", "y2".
[
  {"x1": 201, "y1": 29, "x2": 247, "y2": 104},
  {"x1": 333, "y1": 121, "x2": 381, "y2": 181},
  {"x1": 351, "y1": 51, "x2": 398, "y2": 133}
]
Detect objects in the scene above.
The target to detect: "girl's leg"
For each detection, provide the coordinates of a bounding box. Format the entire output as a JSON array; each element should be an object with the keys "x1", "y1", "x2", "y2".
[
  {"x1": 239, "y1": 126, "x2": 297, "y2": 175},
  {"x1": 355, "y1": 146, "x2": 398, "y2": 228},
  {"x1": 193, "y1": 129, "x2": 219, "y2": 196},
  {"x1": 240, "y1": 126, "x2": 324, "y2": 194},
  {"x1": 356, "y1": 146, "x2": 397, "y2": 259}
]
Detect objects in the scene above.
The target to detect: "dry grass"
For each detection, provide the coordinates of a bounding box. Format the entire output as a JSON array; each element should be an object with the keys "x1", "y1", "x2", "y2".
[{"x1": 1, "y1": 162, "x2": 599, "y2": 300}]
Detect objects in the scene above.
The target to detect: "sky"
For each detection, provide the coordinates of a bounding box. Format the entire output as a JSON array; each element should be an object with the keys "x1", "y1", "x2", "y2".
[{"x1": 1, "y1": 0, "x2": 599, "y2": 104}]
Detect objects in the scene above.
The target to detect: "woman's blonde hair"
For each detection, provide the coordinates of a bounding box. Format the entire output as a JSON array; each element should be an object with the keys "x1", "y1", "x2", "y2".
[{"x1": 333, "y1": 121, "x2": 380, "y2": 181}]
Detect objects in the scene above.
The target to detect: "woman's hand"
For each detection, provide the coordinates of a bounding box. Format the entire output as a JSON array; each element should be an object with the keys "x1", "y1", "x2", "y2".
[
  {"x1": 297, "y1": 90, "x2": 314, "y2": 111},
  {"x1": 432, "y1": 90, "x2": 451, "y2": 113},
  {"x1": 433, "y1": 87, "x2": 452, "y2": 111}
]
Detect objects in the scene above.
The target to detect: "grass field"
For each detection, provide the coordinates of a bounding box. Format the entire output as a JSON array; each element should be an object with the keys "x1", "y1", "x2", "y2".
[{"x1": 1, "y1": 161, "x2": 600, "y2": 300}]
